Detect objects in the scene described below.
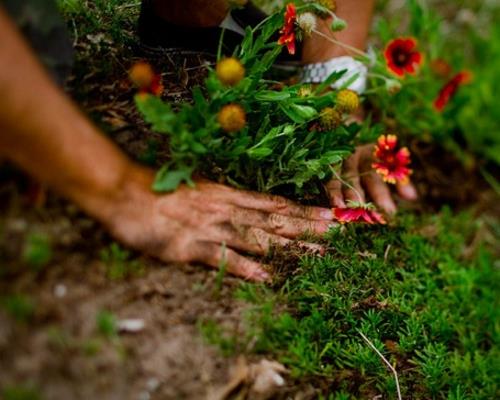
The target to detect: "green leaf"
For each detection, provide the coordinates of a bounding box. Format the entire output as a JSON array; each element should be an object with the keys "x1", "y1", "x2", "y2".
[
  {"x1": 135, "y1": 95, "x2": 175, "y2": 133},
  {"x1": 280, "y1": 103, "x2": 318, "y2": 124},
  {"x1": 152, "y1": 165, "x2": 194, "y2": 192},
  {"x1": 247, "y1": 147, "x2": 273, "y2": 159},
  {"x1": 255, "y1": 90, "x2": 291, "y2": 102},
  {"x1": 314, "y1": 70, "x2": 347, "y2": 95}
]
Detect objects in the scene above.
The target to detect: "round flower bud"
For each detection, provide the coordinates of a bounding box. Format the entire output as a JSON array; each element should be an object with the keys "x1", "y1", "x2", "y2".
[
  {"x1": 129, "y1": 62, "x2": 154, "y2": 89},
  {"x1": 320, "y1": 107, "x2": 342, "y2": 130},
  {"x1": 385, "y1": 79, "x2": 402, "y2": 95},
  {"x1": 297, "y1": 85, "x2": 313, "y2": 97},
  {"x1": 336, "y1": 89, "x2": 360, "y2": 113},
  {"x1": 216, "y1": 57, "x2": 245, "y2": 86},
  {"x1": 297, "y1": 12, "x2": 317, "y2": 36},
  {"x1": 330, "y1": 17, "x2": 347, "y2": 32},
  {"x1": 218, "y1": 104, "x2": 246, "y2": 133}
]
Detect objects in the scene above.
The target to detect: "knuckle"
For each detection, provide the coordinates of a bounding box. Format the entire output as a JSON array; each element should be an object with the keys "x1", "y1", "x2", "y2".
[{"x1": 267, "y1": 213, "x2": 286, "y2": 230}]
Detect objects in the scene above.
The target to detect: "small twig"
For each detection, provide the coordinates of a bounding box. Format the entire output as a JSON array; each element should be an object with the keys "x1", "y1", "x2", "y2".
[
  {"x1": 329, "y1": 166, "x2": 364, "y2": 204},
  {"x1": 384, "y1": 244, "x2": 391, "y2": 263},
  {"x1": 358, "y1": 330, "x2": 402, "y2": 400}
]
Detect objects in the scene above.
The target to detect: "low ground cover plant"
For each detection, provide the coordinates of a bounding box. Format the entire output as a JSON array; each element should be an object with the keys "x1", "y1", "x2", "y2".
[{"x1": 202, "y1": 210, "x2": 499, "y2": 399}]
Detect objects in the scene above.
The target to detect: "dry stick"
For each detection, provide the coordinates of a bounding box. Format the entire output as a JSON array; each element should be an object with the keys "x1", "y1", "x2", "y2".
[{"x1": 358, "y1": 330, "x2": 402, "y2": 400}]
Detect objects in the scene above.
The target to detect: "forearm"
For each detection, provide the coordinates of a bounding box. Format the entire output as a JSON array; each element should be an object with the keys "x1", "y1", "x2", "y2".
[
  {"x1": 302, "y1": 0, "x2": 375, "y2": 63},
  {"x1": 0, "y1": 8, "x2": 150, "y2": 223}
]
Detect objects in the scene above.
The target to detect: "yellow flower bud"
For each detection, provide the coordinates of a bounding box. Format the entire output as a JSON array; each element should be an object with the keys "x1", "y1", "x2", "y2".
[
  {"x1": 218, "y1": 104, "x2": 246, "y2": 133},
  {"x1": 298, "y1": 85, "x2": 313, "y2": 97},
  {"x1": 336, "y1": 89, "x2": 360, "y2": 113},
  {"x1": 129, "y1": 62, "x2": 154, "y2": 89},
  {"x1": 216, "y1": 57, "x2": 245, "y2": 86},
  {"x1": 320, "y1": 107, "x2": 342, "y2": 130}
]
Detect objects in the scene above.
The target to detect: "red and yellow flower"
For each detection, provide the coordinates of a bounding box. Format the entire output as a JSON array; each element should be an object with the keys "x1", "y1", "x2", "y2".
[
  {"x1": 384, "y1": 37, "x2": 423, "y2": 77},
  {"x1": 333, "y1": 204, "x2": 386, "y2": 225},
  {"x1": 433, "y1": 71, "x2": 472, "y2": 112},
  {"x1": 129, "y1": 62, "x2": 164, "y2": 96},
  {"x1": 372, "y1": 135, "x2": 412, "y2": 184},
  {"x1": 278, "y1": 3, "x2": 297, "y2": 55}
]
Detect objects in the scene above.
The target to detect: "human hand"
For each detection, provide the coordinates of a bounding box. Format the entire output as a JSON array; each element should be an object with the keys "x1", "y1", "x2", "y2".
[
  {"x1": 106, "y1": 169, "x2": 336, "y2": 282},
  {"x1": 325, "y1": 144, "x2": 418, "y2": 214}
]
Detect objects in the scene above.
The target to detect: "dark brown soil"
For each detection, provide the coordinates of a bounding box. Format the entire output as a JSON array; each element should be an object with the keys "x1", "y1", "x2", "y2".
[{"x1": 0, "y1": 188, "x2": 249, "y2": 399}]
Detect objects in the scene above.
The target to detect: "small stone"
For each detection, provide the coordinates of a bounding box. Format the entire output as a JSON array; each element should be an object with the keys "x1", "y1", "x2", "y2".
[
  {"x1": 146, "y1": 377, "x2": 160, "y2": 392},
  {"x1": 54, "y1": 284, "x2": 67, "y2": 298},
  {"x1": 118, "y1": 318, "x2": 145, "y2": 333}
]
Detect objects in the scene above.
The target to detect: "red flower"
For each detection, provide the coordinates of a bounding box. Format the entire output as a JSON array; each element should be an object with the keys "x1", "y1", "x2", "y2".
[
  {"x1": 433, "y1": 71, "x2": 472, "y2": 112},
  {"x1": 372, "y1": 134, "x2": 412, "y2": 184},
  {"x1": 384, "y1": 37, "x2": 423, "y2": 77},
  {"x1": 278, "y1": 3, "x2": 297, "y2": 55},
  {"x1": 333, "y1": 205, "x2": 386, "y2": 225}
]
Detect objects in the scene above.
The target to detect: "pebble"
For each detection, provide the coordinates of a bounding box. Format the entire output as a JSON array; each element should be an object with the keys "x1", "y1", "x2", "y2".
[
  {"x1": 117, "y1": 318, "x2": 145, "y2": 333},
  {"x1": 54, "y1": 284, "x2": 67, "y2": 298}
]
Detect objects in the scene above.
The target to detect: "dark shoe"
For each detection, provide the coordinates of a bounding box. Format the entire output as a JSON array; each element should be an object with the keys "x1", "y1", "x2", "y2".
[{"x1": 137, "y1": 0, "x2": 301, "y2": 65}]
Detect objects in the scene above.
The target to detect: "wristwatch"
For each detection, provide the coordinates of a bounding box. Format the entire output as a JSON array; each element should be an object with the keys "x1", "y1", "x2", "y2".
[{"x1": 301, "y1": 56, "x2": 368, "y2": 93}]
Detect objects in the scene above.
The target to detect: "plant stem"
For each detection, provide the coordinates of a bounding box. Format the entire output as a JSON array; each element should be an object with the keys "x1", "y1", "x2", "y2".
[{"x1": 358, "y1": 330, "x2": 402, "y2": 400}]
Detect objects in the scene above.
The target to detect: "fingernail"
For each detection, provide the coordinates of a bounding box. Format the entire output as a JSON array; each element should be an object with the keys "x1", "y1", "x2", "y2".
[
  {"x1": 319, "y1": 209, "x2": 333, "y2": 220},
  {"x1": 384, "y1": 203, "x2": 397, "y2": 215},
  {"x1": 400, "y1": 184, "x2": 418, "y2": 200},
  {"x1": 256, "y1": 270, "x2": 271, "y2": 282}
]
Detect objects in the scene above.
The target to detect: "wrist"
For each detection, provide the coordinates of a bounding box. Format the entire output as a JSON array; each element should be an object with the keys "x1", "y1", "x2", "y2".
[{"x1": 73, "y1": 161, "x2": 156, "y2": 230}]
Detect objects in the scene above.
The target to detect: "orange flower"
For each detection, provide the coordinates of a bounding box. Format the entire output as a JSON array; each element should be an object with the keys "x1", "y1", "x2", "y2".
[
  {"x1": 372, "y1": 135, "x2": 412, "y2": 184},
  {"x1": 278, "y1": 3, "x2": 297, "y2": 55},
  {"x1": 433, "y1": 71, "x2": 472, "y2": 112},
  {"x1": 384, "y1": 37, "x2": 423, "y2": 77},
  {"x1": 333, "y1": 204, "x2": 386, "y2": 225},
  {"x1": 129, "y1": 62, "x2": 163, "y2": 96}
]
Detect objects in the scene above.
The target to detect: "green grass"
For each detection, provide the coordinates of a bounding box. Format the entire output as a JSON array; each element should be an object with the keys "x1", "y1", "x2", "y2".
[
  {"x1": 99, "y1": 243, "x2": 144, "y2": 280},
  {"x1": 205, "y1": 209, "x2": 499, "y2": 399},
  {"x1": 1, "y1": 294, "x2": 35, "y2": 323},
  {"x1": 96, "y1": 310, "x2": 118, "y2": 339},
  {"x1": 1, "y1": 385, "x2": 41, "y2": 400}
]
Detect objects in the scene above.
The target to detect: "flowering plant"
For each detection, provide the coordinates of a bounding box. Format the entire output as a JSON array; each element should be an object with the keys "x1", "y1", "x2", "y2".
[
  {"x1": 367, "y1": 0, "x2": 499, "y2": 172},
  {"x1": 134, "y1": 2, "x2": 383, "y2": 196}
]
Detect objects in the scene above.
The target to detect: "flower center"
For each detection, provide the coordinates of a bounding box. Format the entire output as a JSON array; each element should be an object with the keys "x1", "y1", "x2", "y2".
[{"x1": 394, "y1": 49, "x2": 410, "y2": 67}]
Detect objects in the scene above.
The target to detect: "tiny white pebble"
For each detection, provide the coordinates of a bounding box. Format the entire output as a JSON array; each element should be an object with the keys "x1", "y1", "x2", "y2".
[
  {"x1": 146, "y1": 377, "x2": 160, "y2": 392},
  {"x1": 54, "y1": 284, "x2": 67, "y2": 298},
  {"x1": 118, "y1": 318, "x2": 145, "y2": 333}
]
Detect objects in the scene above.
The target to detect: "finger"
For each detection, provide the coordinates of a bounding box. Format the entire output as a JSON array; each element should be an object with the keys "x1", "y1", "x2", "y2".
[
  {"x1": 361, "y1": 171, "x2": 397, "y2": 214},
  {"x1": 195, "y1": 181, "x2": 333, "y2": 220},
  {"x1": 227, "y1": 190, "x2": 334, "y2": 221},
  {"x1": 325, "y1": 178, "x2": 346, "y2": 208},
  {"x1": 342, "y1": 152, "x2": 366, "y2": 204},
  {"x1": 396, "y1": 181, "x2": 418, "y2": 201},
  {"x1": 196, "y1": 241, "x2": 270, "y2": 282},
  {"x1": 217, "y1": 224, "x2": 325, "y2": 256},
  {"x1": 230, "y1": 208, "x2": 335, "y2": 238}
]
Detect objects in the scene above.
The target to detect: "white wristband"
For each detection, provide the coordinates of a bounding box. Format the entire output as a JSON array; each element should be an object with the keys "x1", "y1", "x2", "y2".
[{"x1": 301, "y1": 56, "x2": 368, "y2": 93}]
